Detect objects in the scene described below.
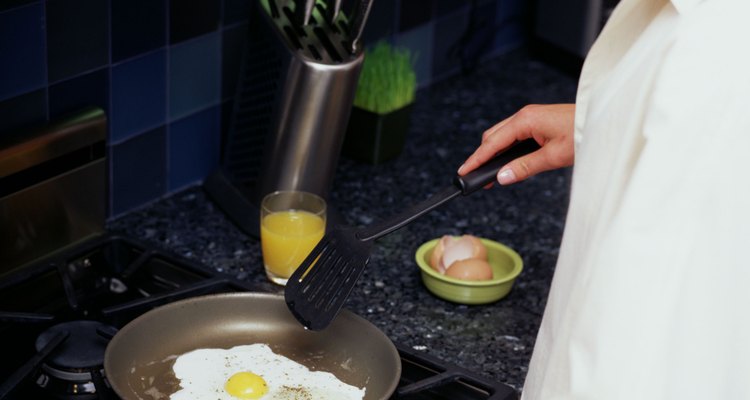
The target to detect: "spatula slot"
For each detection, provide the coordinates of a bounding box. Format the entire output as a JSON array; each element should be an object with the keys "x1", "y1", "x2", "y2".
[{"x1": 298, "y1": 244, "x2": 337, "y2": 296}]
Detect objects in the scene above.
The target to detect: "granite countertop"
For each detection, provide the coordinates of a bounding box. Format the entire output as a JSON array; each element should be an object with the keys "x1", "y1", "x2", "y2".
[{"x1": 108, "y1": 49, "x2": 577, "y2": 393}]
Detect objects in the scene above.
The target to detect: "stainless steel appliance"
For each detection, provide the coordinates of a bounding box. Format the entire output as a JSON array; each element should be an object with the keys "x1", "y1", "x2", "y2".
[
  {"x1": 0, "y1": 107, "x2": 106, "y2": 276},
  {"x1": 204, "y1": 0, "x2": 373, "y2": 237}
]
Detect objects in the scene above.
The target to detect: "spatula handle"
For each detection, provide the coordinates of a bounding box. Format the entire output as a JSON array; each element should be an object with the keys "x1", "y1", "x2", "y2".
[
  {"x1": 355, "y1": 139, "x2": 540, "y2": 242},
  {"x1": 453, "y1": 139, "x2": 540, "y2": 195}
]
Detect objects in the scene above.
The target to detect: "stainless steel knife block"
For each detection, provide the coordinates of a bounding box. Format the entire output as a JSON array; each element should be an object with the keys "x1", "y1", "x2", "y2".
[{"x1": 205, "y1": 0, "x2": 364, "y2": 237}]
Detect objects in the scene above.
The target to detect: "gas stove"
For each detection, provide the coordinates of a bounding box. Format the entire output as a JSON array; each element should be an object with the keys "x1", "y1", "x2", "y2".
[{"x1": 0, "y1": 234, "x2": 518, "y2": 400}]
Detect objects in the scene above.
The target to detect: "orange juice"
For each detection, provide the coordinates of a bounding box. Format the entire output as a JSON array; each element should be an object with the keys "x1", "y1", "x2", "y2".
[{"x1": 261, "y1": 210, "x2": 325, "y2": 282}]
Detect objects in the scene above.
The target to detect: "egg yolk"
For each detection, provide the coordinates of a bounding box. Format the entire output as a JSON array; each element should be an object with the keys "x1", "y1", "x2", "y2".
[{"x1": 225, "y1": 371, "x2": 268, "y2": 399}]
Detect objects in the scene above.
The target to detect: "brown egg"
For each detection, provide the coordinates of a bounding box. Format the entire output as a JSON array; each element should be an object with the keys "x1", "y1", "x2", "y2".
[
  {"x1": 444, "y1": 258, "x2": 494, "y2": 281},
  {"x1": 429, "y1": 235, "x2": 488, "y2": 273},
  {"x1": 429, "y1": 236, "x2": 450, "y2": 273}
]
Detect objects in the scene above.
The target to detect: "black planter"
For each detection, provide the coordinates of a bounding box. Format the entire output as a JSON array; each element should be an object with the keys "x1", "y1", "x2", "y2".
[{"x1": 342, "y1": 104, "x2": 413, "y2": 164}]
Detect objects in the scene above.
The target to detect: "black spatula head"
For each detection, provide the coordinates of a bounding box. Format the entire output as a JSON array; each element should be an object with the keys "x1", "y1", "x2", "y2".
[{"x1": 285, "y1": 228, "x2": 372, "y2": 330}]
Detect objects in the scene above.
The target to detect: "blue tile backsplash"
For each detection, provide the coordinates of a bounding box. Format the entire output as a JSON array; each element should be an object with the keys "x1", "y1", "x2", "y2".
[
  {"x1": 111, "y1": 50, "x2": 167, "y2": 143},
  {"x1": 46, "y1": 0, "x2": 109, "y2": 82},
  {"x1": 0, "y1": 3, "x2": 46, "y2": 101},
  {"x1": 0, "y1": 0, "x2": 527, "y2": 218},
  {"x1": 48, "y1": 67, "x2": 109, "y2": 118},
  {"x1": 169, "y1": 32, "x2": 221, "y2": 120},
  {"x1": 111, "y1": 126, "x2": 167, "y2": 215},
  {"x1": 168, "y1": 107, "x2": 221, "y2": 192},
  {"x1": 111, "y1": 0, "x2": 167, "y2": 63}
]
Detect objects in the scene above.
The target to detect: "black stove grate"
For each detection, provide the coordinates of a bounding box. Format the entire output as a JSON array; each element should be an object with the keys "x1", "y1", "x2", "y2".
[
  {"x1": 0, "y1": 234, "x2": 518, "y2": 400},
  {"x1": 394, "y1": 343, "x2": 517, "y2": 399}
]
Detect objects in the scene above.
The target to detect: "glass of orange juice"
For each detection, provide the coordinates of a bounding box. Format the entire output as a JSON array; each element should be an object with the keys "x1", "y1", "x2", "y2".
[{"x1": 260, "y1": 191, "x2": 326, "y2": 285}]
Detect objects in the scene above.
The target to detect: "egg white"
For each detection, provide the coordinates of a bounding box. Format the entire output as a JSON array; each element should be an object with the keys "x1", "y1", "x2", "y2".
[{"x1": 170, "y1": 343, "x2": 366, "y2": 400}]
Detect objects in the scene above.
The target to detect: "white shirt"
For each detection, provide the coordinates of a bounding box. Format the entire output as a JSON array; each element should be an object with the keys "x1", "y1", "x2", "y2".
[{"x1": 522, "y1": 0, "x2": 750, "y2": 398}]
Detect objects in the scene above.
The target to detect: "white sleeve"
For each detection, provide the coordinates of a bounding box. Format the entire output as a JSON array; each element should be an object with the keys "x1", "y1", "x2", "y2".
[{"x1": 597, "y1": 1, "x2": 750, "y2": 397}]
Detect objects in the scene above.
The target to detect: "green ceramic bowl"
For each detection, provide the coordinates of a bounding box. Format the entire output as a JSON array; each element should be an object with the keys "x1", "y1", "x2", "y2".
[{"x1": 415, "y1": 237, "x2": 523, "y2": 305}]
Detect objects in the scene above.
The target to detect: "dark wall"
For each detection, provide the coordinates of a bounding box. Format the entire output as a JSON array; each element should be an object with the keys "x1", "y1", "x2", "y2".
[{"x1": 0, "y1": 0, "x2": 528, "y2": 217}]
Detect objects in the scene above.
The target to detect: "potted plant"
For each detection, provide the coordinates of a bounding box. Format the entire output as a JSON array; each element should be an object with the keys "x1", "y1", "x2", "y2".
[{"x1": 342, "y1": 41, "x2": 417, "y2": 164}]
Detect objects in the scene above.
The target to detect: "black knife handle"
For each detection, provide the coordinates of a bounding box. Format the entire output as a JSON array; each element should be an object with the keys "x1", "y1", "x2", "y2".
[{"x1": 454, "y1": 139, "x2": 541, "y2": 195}]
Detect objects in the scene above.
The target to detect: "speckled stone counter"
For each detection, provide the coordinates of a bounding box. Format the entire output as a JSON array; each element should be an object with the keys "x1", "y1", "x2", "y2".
[{"x1": 108, "y1": 48, "x2": 577, "y2": 393}]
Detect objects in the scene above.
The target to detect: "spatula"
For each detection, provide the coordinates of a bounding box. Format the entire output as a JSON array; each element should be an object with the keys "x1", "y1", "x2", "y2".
[{"x1": 285, "y1": 139, "x2": 540, "y2": 330}]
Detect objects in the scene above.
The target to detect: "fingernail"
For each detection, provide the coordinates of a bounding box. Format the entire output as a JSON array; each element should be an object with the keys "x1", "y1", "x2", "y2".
[
  {"x1": 497, "y1": 168, "x2": 516, "y2": 185},
  {"x1": 457, "y1": 163, "x2": 465, "y2": 174}
]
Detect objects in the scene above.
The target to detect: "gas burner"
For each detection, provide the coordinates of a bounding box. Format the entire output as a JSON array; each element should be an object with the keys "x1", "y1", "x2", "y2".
[{"x1": 33, "y1": 321, "x2": 115, "y2": 397}]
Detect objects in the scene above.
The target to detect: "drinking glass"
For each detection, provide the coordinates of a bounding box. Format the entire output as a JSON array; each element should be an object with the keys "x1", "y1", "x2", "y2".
[{"x1": 260, "y1": 191, "x2": 326, "y2": 285}]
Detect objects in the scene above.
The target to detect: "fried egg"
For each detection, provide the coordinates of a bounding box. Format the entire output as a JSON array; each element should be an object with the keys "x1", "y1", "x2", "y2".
[{"x1": 170, "y1": 343, "x2": 366, "y2": 400}]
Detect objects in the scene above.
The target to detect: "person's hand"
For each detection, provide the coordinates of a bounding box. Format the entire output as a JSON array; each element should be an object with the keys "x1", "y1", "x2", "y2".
[{"x1": 458, "y1": 103, "x2": 576, "y2": 185}]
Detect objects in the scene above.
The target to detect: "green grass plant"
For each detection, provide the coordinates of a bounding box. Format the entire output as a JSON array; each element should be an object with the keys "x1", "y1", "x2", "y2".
[{"x1": 353, "y1": 41, "x2": 417, "y2": 114}]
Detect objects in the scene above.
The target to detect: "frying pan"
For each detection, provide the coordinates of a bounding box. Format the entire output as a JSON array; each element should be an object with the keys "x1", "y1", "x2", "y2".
[{"x1": 104, "y1": 293, "x2": 401, "y2": 399}]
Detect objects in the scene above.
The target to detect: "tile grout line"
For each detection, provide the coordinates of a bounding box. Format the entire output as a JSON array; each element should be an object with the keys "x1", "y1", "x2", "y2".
[
  {"x1": 107, "y1": 0, "x2": 114, "y2": 218},
  {"x1": 165, "y1": 0, "x2": 172, "y2": 193},
  {"x1": 42, "y1": 0, "x2": 49, "y2": 121}
]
